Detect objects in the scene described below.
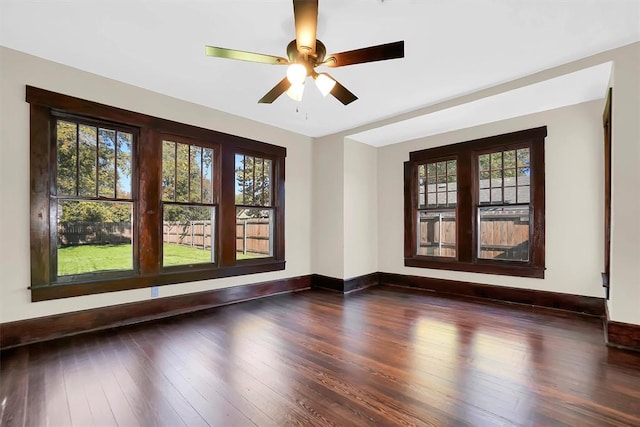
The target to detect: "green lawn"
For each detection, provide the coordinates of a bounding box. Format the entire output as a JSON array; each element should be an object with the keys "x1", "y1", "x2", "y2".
[{"x1": 58, "y1": 244, "x2": 264, "y2": 276}]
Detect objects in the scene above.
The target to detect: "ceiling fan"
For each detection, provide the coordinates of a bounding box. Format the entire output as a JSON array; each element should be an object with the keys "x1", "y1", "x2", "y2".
[{"x1": 205, "y1": 0, "x2": 404, "y2": 105}]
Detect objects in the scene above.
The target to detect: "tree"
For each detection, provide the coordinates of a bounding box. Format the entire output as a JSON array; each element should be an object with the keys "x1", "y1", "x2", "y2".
[
  {"x1": 56, "y1": 120, "x2": 133, "y2": 224},
  {"x1": 161, "y1": 140, "x2": 214, "y2": 223},
  {"x1": 235, "y1": 155, "x2": 271, "y2": 206}
]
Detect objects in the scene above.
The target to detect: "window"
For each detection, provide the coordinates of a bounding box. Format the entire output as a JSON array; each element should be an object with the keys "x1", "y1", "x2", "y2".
[
  {"x1": 417, "y1": 160, "x2": 457, "y2": 257},
  {"x1": 404, "y1": 127, "x2": 546, "y2": 278},
  {"x1": 161, "y1": 138, "x2": 217, "y2": 268},
  {"x1": 235, "y1": 154, "x2": 274, "y2": 260},
  {"x1": 28, "y1": 86, "x2": 285, "y2": 301},
  {"x1": 53, "y1": 117, "x2": 136, "y2": 280}
]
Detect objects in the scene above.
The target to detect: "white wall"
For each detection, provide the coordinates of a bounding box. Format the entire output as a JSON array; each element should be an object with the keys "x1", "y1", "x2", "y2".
[
  {"x1": 609, "y1": 44, "x2": 640, "y2": 325},
  {"x1": 0, "y1": 47, "x2": 313, "y2": 323},
  {"x1": 377, "y1": 100, "x2": 605, "y2": 297},
  {"x1": 311, "y1": 135, "x2": 345, "y2": 278},
  {"x1": 343, "y1": 138, "x2": 378, "y2": 279}
]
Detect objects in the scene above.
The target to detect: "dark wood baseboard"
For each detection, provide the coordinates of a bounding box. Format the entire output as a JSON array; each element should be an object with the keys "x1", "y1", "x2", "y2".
[
  {"x1": 378, "y1": 272, "x2": 606, "y2": 316},
  {"x1": 312, "y1": 273, "x2": 379, "y2": 293},
  {"x1": 607, "y1": 320, "x2": 640, "y2": 352},
  {"x1": 0, "y1": 275, "x2": 311, "y2": 350},
  {"x1": 4, "y1": 270, "x2": 625, "y2": 351}
]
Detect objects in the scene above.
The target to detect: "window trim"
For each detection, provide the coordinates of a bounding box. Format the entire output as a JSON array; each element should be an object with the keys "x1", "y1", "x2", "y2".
[
  {"x1": 602, "y1": 87, "x2": 612, "y2": 299},
  {"x1": 28, "y1": 86, "x2": 286, "y2": 301},
  {"x1": 404, "y1": 126, "x2": 546, "y2": 278}
]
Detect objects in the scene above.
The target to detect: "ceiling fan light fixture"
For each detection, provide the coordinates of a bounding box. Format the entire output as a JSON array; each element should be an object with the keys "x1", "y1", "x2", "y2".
[
  {"x1": 286, "y1": 82, "x2": 305, "y2": 101},
  {"x1": 286, "y1": 63, "x2": 307, "y2": 85},
  {"x1": 314, "y1": 73, "x2": 336, "y2": 96}
]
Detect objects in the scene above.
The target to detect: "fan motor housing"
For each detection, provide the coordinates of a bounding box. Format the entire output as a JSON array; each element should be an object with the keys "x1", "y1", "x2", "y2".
[{"x1": 287, "y1": 39, "x2": 326, "y2": 72}]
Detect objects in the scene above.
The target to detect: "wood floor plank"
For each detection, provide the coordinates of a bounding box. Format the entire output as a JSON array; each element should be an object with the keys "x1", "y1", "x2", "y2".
[
  {"x1": 1, "y1": 286, "x2": 639, "y2": 426},
  {"x1": 0, "y1": 347, "x2": 28, "y2": 427}
]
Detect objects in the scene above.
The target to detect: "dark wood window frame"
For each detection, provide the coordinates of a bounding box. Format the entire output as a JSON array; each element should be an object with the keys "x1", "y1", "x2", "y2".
[
  {"x1": 404, "y1": 126, "x2": 546, "y2": 278},
  {"x1": 28, "y1": 86, "x2": 286, "y2": 301}
]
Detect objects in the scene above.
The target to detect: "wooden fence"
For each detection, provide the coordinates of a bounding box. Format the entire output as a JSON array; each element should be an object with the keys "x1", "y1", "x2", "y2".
[
  {"x1": 236, "y1": 218, "x2": 271, "y2": 255},
  {"x1": 59, "y1": 220, "x2": 271, "y2": 256},
  {"x1": 163, "y1": 221, "x2": 213, "y2": 250},
  {"x1": 58, "y1": 222, "x2": 132, "y2": 246},
  {"x1": 418, "y1": 211, "x2": 529, "y2": 260},
  {"x1": 163, "y1": 219, "x2": 271, "y2": 255}
]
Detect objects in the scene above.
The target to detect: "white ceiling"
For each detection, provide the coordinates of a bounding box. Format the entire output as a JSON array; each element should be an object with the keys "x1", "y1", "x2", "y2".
[
  {"x1": 349, "y1": 62, "x2": 613, "y2": 146},
  {"x1": 1, "y1": 0, "x2": 639, "y2": 141}
]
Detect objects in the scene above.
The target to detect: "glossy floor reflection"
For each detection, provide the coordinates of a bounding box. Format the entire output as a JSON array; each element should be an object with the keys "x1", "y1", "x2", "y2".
[{"x1": 2, "y1": 286, "x2": 639, "y2": 426}]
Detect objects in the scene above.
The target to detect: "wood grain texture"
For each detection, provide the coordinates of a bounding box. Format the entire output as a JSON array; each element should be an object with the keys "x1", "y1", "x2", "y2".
[
  {"x1": 2, "y1": 276, "x2": 310, "y2": 350},
  {"x1": 2, "y1": 286, "x2": 639, "y2": 426},
  {"x1": 608, "y1": 320, "x2": 640, "y2": 352},
  {"x1": 379, "y1": 272, "x2": 606, "y2": 316}
]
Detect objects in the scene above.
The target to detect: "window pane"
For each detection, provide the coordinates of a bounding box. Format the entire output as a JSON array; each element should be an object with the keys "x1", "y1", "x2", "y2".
[
  {"x1": 190, "y1": 145, "x2": 202, "y2": 203},
  {"x1": 163, "y1": 205, "x2": 215, "y2": 266},
  {"x1": 447, "y1": 160, "x2": 457, "y2": 176},
  {"x1": 490, "y1": 152, "x2": 502, "y2": 170},
  {"x1": 504, "y1": 187, "x2": 516, "y2": 204},
  {"x1": 417, "y1": 210, "x2": 456, "y2": 257},
  {"x1": 56, "y1": 121, "x2": 77, "y2": 196},
  {"x1": 448, "y1": 191, "x2": 457, "y2": 206},
  {"x1": 517, "y1": 167, "x2": 530, "y2": 185},
  {"x1": 480, "y1": 149, "x2": 530, "y2": 206},
  {"x1": 490, "y1": 170, "x2": 502, "y2": 187},
  {"x1": 478, "y1": 154, "x2": 490, "y2": 171},
  {"x1": 176, "y1": 143, "x2": 189, "y2": 202},
  {"x1": 518, "y1": 186, "x2": 530, "y2": 203},
  {"x1": 78, "y1": 125, "x2": 97, "y2": 197},
  {"x1": 478, "y1": 206, "x2": 530, "y2": 261},
  {"x1": 116, "y1": 132, "x2": 132, "y2": 198},
  {"x1": 236, "y1": 208, "x2": 274, "y2": 259},
  {"x1": 491, "y1": 188, "x2": 502, "y2": 203},
  {"x1": 479, "y1": 171, "x2": 490, "y2": 188},
  {"x1": 202, "y1": 148, "x2": 214, "y2": 204},
  {"x1": 479, "y1": 189, "x2": 490, "y2": 204},
  {"x1": 162, "y1": 140, "x2": 176, "y2": 202},
  {"x1": 57, "y1": 200, "x2": 133, "y2": 276},
  {"x1": 264, "y1": 159, "x2": 272, "y2": 205},
  {"x1": 517, "y1": 148, "x2": 530, "y2": 167},
  {"x1": 98, "y1": 128, "x2": 116, "y2": 198},
  {"x1": 235, "y1": 154, "x2": 272, "y2": 207},
  {"x1": 504, "y1": 150, "x2": 516, "y2": 168},
  {"x1": 504, "y1": 168, "x2": 516, "y2": 186}
]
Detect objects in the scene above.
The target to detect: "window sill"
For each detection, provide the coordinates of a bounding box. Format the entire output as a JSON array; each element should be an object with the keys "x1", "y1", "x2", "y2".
[
  {"x1": 404, "y1": 257, "x2": 544, "y2": 279},
  {"x1": 31, "y1": 260, "x2": 286, "y2": 301}
]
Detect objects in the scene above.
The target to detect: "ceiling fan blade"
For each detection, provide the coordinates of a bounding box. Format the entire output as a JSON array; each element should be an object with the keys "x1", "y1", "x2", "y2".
[
  {"x1": 293, "y1": 0, "x2": 318, "y2": 55},
  {"x1": 323, "y1": 41, "x2": 404, "y2": 68},
  {"x1": 258, "y1": 77, "x2": 292, "y2": 104},
  {"x1": 205, "y1": 46, "x2": 289, "y2": 65},
  {"x1": 327, "y1": 76, "x2": 358, "y2": 105}
]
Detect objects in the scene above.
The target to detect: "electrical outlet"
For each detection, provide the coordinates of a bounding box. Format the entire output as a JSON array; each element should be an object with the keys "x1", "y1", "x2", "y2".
[{"x1": 151, "y1": 286, "x2": 159, "y2": 298}]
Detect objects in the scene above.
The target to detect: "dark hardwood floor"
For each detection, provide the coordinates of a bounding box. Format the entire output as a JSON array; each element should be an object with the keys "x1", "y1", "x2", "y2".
[{"x1": 2, "y1": 286, "x2": 640, "y2": 426}]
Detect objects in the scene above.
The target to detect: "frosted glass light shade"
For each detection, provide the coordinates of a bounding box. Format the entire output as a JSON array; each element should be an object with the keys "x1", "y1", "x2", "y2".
[
  {"x1": 286, "y1": 63, "x2": 307, "y2": 85},
  {"x1": 315, "y1": 73, "x2": 336, "y2": 96},
  {"x1": 286, "y1": 82, "x2": 305, "y2": 101}
]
